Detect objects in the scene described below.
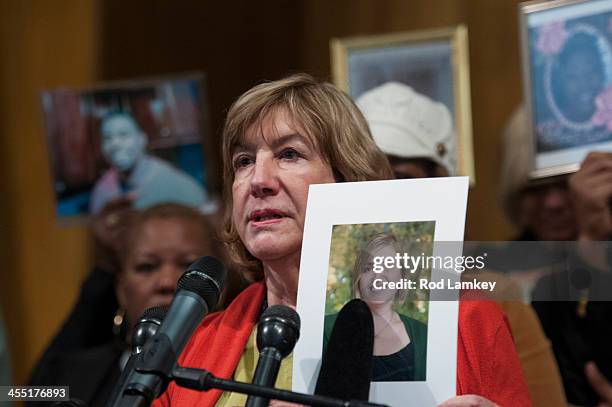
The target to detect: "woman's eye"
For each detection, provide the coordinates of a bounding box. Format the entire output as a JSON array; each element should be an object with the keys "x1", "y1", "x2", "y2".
[
  {"x1": 233, "y1": 155, "x2": 253, "y2": 169},
  {"x1": 279, "y1": 148, "x2": 300, "y2": 160},
  {"x1": 133, "y1": 262, "x2": 158, "y2": 274}
]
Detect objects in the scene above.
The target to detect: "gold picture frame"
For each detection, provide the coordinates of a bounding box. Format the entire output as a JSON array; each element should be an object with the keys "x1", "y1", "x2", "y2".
[{"x1": 331, "y1": 25, "x2": 475, "y2": 183}]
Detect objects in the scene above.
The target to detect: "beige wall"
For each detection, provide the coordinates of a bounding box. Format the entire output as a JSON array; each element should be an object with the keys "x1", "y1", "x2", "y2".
[
  {"x1": 0, "y1": 0, "x2": 99, "y2": 384},
  {"x1": 0, "y1": 0, "x2": 525, "y2": 385}
]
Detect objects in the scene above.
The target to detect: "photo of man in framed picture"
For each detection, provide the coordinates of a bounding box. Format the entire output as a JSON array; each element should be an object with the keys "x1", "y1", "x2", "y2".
[{"x1": 41, "y1": 74, "x2": 214, "y2": 220}]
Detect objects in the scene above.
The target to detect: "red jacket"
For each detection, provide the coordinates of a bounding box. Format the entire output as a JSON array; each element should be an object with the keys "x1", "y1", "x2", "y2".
[{"x1": 154, "y1": 282, "x2": 531, "y2": 406}]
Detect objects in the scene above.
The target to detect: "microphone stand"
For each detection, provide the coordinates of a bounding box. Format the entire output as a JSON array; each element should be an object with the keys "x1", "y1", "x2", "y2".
[{"x1": 171, "y1": 366, "x2": 387, "y2": 407}]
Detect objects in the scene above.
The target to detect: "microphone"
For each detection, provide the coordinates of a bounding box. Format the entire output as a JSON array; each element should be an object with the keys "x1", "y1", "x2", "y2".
[
  {"x1": 315, "y1": 299, "x2": 374, "y2": 401},
  {"x1": 245, "y1": 305, "x2": 301, "y2": 407},
  {"x1": 107, "y1": 306, "x2": 169, "y2": 407},
  {"x1": 116, "y1": 256, "x2": 226, "y2": 407},
  {"x1": 132, "y1": 306, "x2": 168, "y2": 354}
]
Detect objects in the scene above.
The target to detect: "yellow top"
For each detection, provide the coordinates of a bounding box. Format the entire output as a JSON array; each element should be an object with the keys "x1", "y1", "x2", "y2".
[{"x1": 216, "y1": 328, "x2": 293, "y2": 407}]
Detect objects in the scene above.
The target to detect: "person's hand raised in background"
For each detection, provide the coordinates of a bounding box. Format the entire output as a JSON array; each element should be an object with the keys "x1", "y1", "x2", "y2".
[{"x1": 570, "y1": 152, "x2": 612, "y2": 241}]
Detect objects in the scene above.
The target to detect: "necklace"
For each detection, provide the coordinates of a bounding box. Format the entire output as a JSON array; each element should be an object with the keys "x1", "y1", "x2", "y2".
[{"x1": 373, "y1": 312, "x2": 398, "y2": 337}]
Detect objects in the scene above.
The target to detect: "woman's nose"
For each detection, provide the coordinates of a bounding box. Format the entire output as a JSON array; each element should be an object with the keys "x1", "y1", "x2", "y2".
[
  {"x1": 250, "y1": 155, "x2": 279, "y2": 197},
  {"x1": 156, "y1": 264, "x2": 182, "y2": 294}
]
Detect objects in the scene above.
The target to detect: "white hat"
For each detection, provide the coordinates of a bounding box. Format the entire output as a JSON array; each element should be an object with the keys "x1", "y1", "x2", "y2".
[{"x1": 356, "y1": 82, "x2": 455, "y2": 175}]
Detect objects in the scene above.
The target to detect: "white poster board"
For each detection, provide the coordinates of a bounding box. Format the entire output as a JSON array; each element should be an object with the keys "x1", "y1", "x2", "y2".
[{"x1": 293, "y1": 177, "x2": 469, "y2": 406}]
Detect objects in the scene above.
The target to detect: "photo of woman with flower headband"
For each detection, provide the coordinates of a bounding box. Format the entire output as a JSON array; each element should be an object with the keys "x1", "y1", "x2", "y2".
[{"x1": 528, "y1": 10, "x2": 612, "y2": 155}]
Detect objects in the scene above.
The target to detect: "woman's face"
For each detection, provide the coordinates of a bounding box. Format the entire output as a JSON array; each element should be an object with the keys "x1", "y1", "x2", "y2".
[
  {"x1": 117, "y1": 217, "x2": 211, "y2": 326},
  {"x1": 358, "y1": 243, "x2": 403, "y2": 305},
  {"x1": 231, "y1": 110, "x2": 335, "y2": 263}
]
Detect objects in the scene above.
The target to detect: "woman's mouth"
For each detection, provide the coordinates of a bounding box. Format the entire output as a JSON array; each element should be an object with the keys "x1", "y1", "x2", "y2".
[{"x1": 249, "y1": 209, "x2": 287, "y2": 225}]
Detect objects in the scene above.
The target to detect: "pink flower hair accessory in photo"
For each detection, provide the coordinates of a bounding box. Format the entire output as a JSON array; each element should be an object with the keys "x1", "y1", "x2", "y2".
[
  {"x1": 592, "y1": 85, "x2": 612, "y2": 130},
  {"x1": 536, "y1": 21, "x2": 569, "y2": 56}
]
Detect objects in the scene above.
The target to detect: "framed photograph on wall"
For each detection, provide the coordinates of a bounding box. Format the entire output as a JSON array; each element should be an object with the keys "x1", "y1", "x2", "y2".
[
  {"x1": 520, "y1": 0, "x2": 612, "y2": 178},
  {"x1": 330, "y1": 26, "x2": 475, "y2": 183},
  {"x1": 41, "y1": 73, "x2": 216, "y2": 221}
]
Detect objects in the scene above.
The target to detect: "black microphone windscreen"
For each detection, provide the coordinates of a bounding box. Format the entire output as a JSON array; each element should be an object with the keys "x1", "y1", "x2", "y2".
[
  {"x1": 180, "y1": 256, "x2": 226, "y2": 307},
  {"x1": 132, "y1": 306, "x2": 169, "y2": 354},
  {"x1": 261, "y1": 304, "x2": 301, "y2": 332},
  {"x1": 141, "y1": 305, "x2": 169, "y2": 322},
  {"x1": 257, "y1": 305, "x2": 301, "y2": 357},
  {"x1": 315, "y1": 299, "x2": 374, "y2": 401},
  {"x1": 246, "y1": 305, "x2": 301, "y2": 407}
]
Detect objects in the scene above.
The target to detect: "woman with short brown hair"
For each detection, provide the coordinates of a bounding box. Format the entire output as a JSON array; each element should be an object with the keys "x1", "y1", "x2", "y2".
[{"x1": 156, "y1": 74, "x2": 530, "y2": 407}]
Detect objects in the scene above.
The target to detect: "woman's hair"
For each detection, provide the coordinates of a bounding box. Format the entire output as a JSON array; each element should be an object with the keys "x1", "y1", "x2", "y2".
[
  {"x1": 351, "y1": 233, "x2": 408, "y2": 302},
  {"x1": 498, "y1": 106, "x2": 532, "y2": 227},
  {"x1": 220, "y1": 73, "x2": 394, "y2": 280},
  {"x1": 120, "y1": 203, "x2": 216, "y2": 267}
]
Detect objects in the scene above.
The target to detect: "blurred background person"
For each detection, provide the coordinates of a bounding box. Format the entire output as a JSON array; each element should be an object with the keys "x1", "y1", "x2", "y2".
[
  {"x1": 358, "y1": 83, "x2": 566, "y2": 406},
  {"x1": 356, "y1": 81, "x2": 454, "y2": 180},
  {"x1": 90, "y1": 112, "x2": 208, "y2": 214},
  {"x1": 499, "y1": 107, "x2": 577, "y2": 242},
  {"x1": 28, "y1": 203, "x2": 219, "y2": 407},
  {"x1": 530, "y1": 151, "x2": 612, "y2": 407},
  {"x1": 324, "y1": 233, "x2": 427, "y2": 382},
  {"x1": 500, "y1": 107, "x2": 612, "y2": 406}
]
